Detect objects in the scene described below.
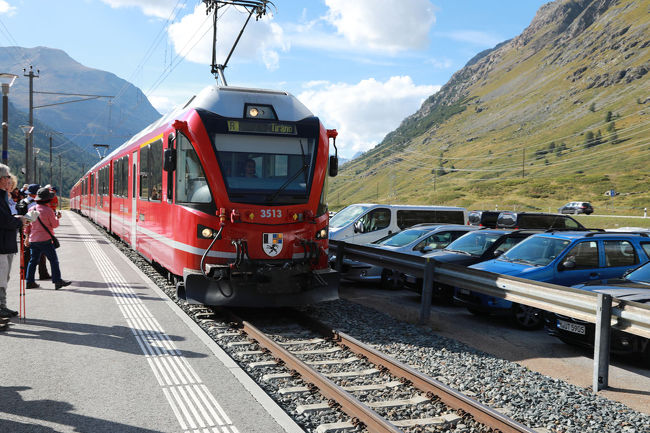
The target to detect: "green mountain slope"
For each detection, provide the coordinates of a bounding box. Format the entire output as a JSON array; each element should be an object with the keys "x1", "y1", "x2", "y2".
[{"x1": 330, "y1": 0, "x2": 650, "y2": 215}]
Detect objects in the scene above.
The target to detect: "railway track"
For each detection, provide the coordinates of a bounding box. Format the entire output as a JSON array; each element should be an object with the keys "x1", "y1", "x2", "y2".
[{"x1": 186, "y1": 306, "x2": 535, "y2": 433}]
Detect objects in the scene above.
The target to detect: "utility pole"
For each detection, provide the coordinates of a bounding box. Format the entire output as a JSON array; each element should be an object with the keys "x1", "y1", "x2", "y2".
[
  {"x1": 23, "y1": 66, "x2": 39, "y2": 183},
  {"x1": 49, "y1": 135, "x2": 53, "y2": 182},
  {"x1": 59, "y1": 155, "x2": 62, "y2": 208},
  {"x1": 434, "y1": 169, "x2": 437, "y2": 191}
]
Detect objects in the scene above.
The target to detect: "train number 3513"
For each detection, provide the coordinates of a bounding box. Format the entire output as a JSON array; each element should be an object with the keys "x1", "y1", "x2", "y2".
[{"x1": 260, "y1": 209, "x2": 282, "y2": 218}]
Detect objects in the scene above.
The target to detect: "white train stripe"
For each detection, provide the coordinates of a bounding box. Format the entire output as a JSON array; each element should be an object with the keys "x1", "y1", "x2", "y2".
[{"x1": 79, "y1": 203, "x2": 308, "y2": 259}]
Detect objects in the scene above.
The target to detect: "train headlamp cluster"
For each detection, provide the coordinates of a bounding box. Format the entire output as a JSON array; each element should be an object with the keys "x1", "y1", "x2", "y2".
[
  {"x1": 315, "y1": 226, "x2": 328, "y2": 240},
  {"x1": 244, "y1": 103, "x2": 277, "y2": 120},
  {"x1": 198, "y1": 224, "x2": 219, "y2": 239}
]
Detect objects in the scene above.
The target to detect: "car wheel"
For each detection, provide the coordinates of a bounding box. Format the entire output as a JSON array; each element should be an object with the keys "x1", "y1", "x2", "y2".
[
  {"x1": 380, "y1": 268, "x2": 401, "y2": 290},
  {"x1": 510, "y1": 304, "x2": 544, "y2": 329}
]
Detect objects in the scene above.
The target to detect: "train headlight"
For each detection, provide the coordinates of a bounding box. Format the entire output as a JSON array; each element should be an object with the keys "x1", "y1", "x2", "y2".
[
  {"x1": 197, "y1": 224, "x2": 218, "y2": 239},
  {"x1": 244, "y1": 103, "x2": 277, "y2": 120},
  {"x1": 315, "y1": 226, "x2": 328, "y2": 239}
]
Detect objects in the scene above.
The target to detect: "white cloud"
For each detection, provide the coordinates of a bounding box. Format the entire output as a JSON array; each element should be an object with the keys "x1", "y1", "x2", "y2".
[
  {"x1": 298, "y1": 76, "x2": 440, "y2": 158},
  {"x1": 99, "y1": 0, "x2": 179, "y2": 19},
  {"x1": 147, "y1": 94, "x2": 174, "y2": 114},
  {"x1": 0, "y1": 1, "x2": 16, "y2": 15},
  {"x1": 167, "y1": 4, "x2": 288, "y2": 71},
  {"x1": 324, "y1": 0, "x2": 436, "y2": 54},
  {"x1": 425, "y1": 57, "x2": 453, "y2": 69}
]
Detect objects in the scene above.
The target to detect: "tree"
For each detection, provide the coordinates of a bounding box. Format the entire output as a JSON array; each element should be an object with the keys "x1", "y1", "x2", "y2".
[
  {"x1": 605, "y1": 111, "x2": 613, "y2": 122},
  {"x1": 589, "y1": 102, "x2": 596, "y2": 112},
  {"x1": 584, "y1": 131, "x2": 595, "y2": 148}
]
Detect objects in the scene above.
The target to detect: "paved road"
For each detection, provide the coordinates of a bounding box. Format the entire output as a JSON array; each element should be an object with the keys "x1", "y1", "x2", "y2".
[{"x1": 340, "y1": 284, "x2": 650, "y2": 415}]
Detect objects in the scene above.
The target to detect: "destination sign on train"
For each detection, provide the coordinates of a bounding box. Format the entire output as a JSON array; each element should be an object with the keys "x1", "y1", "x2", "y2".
[{"x1": 227, "y1": 120, "x2": 296, "y2": 135}]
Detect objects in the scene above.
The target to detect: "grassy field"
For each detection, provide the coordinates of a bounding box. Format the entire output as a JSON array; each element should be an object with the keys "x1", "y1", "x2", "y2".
[{"x1": 573, "y1": 214, "x2": 650, "y2": 230}]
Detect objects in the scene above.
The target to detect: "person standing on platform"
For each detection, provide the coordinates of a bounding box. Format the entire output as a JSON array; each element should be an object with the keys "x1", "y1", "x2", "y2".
[
  {"x1": 17, "y1": 184, "x2": 51, "y2": 280},
  {"x1": 24, "y1": 187, "x2": 71, "y2": 291},
  {"x1": 0, "y1": 164, "x2": 26, "y2": 319}
]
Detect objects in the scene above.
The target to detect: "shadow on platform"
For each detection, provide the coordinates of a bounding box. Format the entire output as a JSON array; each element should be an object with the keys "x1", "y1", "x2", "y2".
[
  {"x1": 3, "y1": 318, "x2": 207, "y2": 359},
  {"x1": 0, "y1": 386, "x2": 164, "y2": 433}
]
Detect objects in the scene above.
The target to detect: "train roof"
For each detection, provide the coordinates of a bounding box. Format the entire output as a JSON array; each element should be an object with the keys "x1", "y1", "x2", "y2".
[{"x1": 88, "y1": 85, "x2": 314, "y2": 172}]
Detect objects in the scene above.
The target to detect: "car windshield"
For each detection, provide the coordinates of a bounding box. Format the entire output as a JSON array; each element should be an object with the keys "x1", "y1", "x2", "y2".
[
  {"x1": 501, "y1": 236, "x2": 571, "y2": 266},
  {"x1": 625, "y1": 262, "x2": 650, "y2": 284},
  {"x1": 378, "y1": 228, "x2": 431, "y2": 247},
  {"x1": 330, "y1": 204, "x2": 371, "y2": 228},
  {"x1": 444, "y1": 231, "x2": 503, "y2": 256}
]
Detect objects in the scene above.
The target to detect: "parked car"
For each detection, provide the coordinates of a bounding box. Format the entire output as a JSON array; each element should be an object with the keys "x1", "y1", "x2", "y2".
[
  {"x1": 496, "y1": 211, "x2": 586, "y2": 230},
  {"x1": 405, "y1": 229, "x2": 541, "y2": 300},
  {"x1": 332, "y1": 224, "x2": 477, "y2": 288},
  {"x1": 546, "y1": 261, "x2": 650, "y2": 363},
  {"x1": 558, "y1": 202, "x2": 594, "y2": 215},
  {"x1": 329, "y1": 203, "x2": 467, "y2": 246},
  {"x1": 455, "y1": 231, "x2": 650, "y2": 329},
  {"x1": 467, "y1": 210, "x2": 500, "y2": 228}
]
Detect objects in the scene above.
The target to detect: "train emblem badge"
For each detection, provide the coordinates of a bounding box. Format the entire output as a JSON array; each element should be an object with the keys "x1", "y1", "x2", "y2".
[{"x1": 263, "y1": 233, "x2": 283, "y2": 257}]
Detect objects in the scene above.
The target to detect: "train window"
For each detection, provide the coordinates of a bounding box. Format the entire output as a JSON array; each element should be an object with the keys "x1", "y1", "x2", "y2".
[
  {"x1": 176, "y1": 133, "x2": 211, "y2": 204},
  {"x1": 149, "y1": 139, "x2": 163, "y2": 201},
  {"x1": 213, "y1": 134, "x2": 316, "y2": 204},
  {"x1": 140, "y1": 145, "x2": 150, "y2": 200}
]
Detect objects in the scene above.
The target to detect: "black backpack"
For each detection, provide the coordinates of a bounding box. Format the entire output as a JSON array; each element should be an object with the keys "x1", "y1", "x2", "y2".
[{"x1": 15, "y1": 198, "x2": 30, "y2": 216}]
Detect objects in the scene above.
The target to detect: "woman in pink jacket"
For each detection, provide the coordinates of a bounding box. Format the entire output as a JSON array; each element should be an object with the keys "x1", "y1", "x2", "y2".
[{"x1": 24, "y1": 187, "x2": 71, "y2": 290}]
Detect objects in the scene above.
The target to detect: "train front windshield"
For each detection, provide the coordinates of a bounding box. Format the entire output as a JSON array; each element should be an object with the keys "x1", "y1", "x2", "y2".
[{"x1": 213, "y1": 133, "x2": 318, "y2": 204}]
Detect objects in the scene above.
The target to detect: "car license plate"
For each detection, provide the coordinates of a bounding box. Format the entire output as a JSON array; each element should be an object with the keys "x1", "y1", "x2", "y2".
[
  {"x1": 459, "y1": 288, "x2": 470, "y2": 295},
  {"x1": 557, "y1": 319, "x2": 586, "y2": 335}
]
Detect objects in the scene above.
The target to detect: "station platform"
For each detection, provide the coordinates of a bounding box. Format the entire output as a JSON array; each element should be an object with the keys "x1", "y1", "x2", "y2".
[{"x1": 0, "y1": 211, "x2": 303, "y2": 433}]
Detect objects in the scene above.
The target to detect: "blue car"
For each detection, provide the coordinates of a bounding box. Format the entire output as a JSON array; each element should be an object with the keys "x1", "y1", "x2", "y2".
[
  {"x1": 546, "y1": 260, "x2": 650, "y2": 362},
  {"x1": 455, "y1": 231, "x2": 650, "y2": 329}
]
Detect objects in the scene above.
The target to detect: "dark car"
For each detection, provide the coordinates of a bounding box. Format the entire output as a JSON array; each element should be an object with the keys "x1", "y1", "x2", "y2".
[
  {"x1": 467, "y1": 210, "x2": 500, "y2": 228},
  {"x1": 458, "y1": 231, "x2": 650, "y2": 329},
  {"x1": 405, "y1": 229, "x2": 540, "y2": 300},
  {"x1": 558, "y1": 202, "x2": 594, "y2": 215},
  {"x1": 496, "y1": 211, "x2": 586, "y2": 230},
  {"x1": 546, "y1": 261, "x2": 650, "y2": 363}
]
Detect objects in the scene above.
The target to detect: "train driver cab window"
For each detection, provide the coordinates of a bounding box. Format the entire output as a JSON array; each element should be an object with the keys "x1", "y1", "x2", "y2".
[{"x1": 176, "y1": 133, "x2": 212, "y2": 204}]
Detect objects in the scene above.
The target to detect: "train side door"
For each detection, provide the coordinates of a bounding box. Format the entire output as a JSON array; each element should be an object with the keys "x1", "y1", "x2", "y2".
[{"x1": 131, "y1": 151, "x2": 138, "y2": 248}]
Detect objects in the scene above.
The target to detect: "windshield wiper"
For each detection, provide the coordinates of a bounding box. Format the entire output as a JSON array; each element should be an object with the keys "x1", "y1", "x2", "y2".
[
  {"x1": 266, "y1": 139, "x2": 309, "y2": 202},
  {"x1": 446, "y1": 249, "x2": 474, "y2": 256}
]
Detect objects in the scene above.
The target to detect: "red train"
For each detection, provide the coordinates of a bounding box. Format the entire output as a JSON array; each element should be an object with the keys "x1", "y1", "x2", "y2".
[{"x1": 70, "y1": 85, "x2": 340, "y2": 306}]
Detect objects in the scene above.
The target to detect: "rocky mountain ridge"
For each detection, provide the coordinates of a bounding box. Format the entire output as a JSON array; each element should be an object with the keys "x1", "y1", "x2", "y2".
[{"x1": 332, "y1": 0, "x2": 649, "y2": 212}]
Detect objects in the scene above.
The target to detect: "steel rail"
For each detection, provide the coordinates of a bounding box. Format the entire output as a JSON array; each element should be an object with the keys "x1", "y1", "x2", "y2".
[
  {"x1": 223, "y1": 312, "x2": 402, "y2": 433},
  {"x1": 294, "y1": 312, "x2": 535, "y2": 433}
]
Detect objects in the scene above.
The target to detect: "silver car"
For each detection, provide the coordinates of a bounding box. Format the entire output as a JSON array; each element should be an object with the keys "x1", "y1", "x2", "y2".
[{"x1": 334, "y1": 224, "x2": 479, "y2": 288}]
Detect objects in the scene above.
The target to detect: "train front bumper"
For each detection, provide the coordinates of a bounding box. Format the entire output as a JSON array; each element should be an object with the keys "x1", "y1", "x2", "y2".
[{"x1": 177, "y1": 265, "x2": 340, "y2": 307}]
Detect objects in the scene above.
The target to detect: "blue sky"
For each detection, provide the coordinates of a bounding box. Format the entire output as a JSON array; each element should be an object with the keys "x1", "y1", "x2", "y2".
[{"x1": 0, "y1": 0, "x2": 549, "y2": 158}]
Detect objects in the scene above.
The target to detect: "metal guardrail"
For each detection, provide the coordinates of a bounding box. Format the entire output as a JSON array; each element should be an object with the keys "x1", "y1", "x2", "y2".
[{"x1": 330, "y1": 240, "x2": 650, "y2": 393}]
